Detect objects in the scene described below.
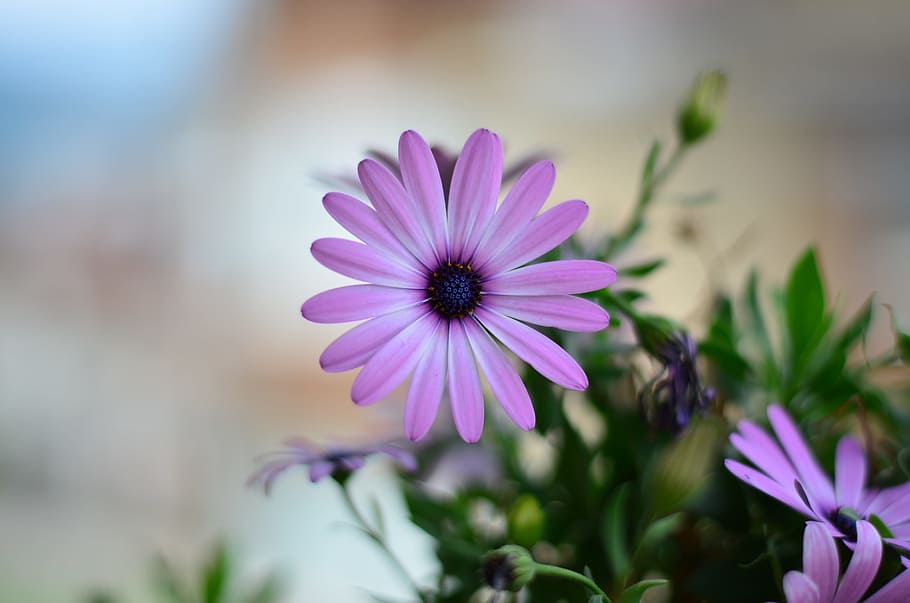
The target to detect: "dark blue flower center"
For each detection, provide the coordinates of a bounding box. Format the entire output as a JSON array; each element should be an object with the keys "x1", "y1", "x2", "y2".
[
  {"x1": 428, "y1": 262, "x2": 481, "y2": 319},
  {"x1": 830, "y1": 506, "x2": 861, "y2": 540}
]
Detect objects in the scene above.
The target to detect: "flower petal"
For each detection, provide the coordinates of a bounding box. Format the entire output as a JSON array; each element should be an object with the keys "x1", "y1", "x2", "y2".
[
  {"x1": 730, "y1": 420, "x2": 800, "y2": 488},
  {"x1": 308, "y1": 460, "x2": 335, "y2": 482},
  {"x1": 319, "y1": 305, "x2": 429, "y2": 372},
  {"x1": 474, "y1": 307, "x2": 587, "y2": 390},
  {"x1": 471, "y1": 160, "x2": 555, "y2": 268},
  {"x1": 447, "y1": 319, "x2": 485, "y2": 442},
  {"x1": 322, "y1": 192, "x2": 418, "y2": 269},
  {"x1": 724, "y1": 459, "x2": 809, "y2": 514},
  {"x1": 803, "y1": 522, "x2": 839, "y2": 603},
  {"x1": 311, "y1": 238, "x2": 425, "y2": 288},
  {"x1": 484, "y1": 260, "x2": 617, "y2": 295},
  {"x1": 404, "y1": 321, "x2": 448, "y2": 441},
  {"x1": 398, "y1": 130, "x2": 448, "y2": 261},
  {"x1": 868, "y1": 482, "x2": 910, "y2": 525},
  {"x1": 358, "y1": 159, "x2": 438, "y2": 267},
  {"x1": 835, "y1": 436, "x2": 868, "y2": 510},
  {"x1": 463, "y1": 317, "x2": 535, "y2": 430},
  {"x1": 482, "y1": 294, "x2": 610, "y2": 332},
  {"x1": 448, "y1": 129, "x2": 502, "y2": 262},
  {"x1": 481, "y1": 200, "x2": 589, "y2": 274},
  {"x1": 768, "y1": 405, "x2": 837, "y2": 512},
  {"x1": 833, "y1": 520, "x2": 883, "y2": 603},
  {"x1": 783, "y1": 571, "x2": 820, "y2": 603},
  {"x1": 351, "y1": 312, "x2": 441, "y2": 406},
  {"x1": 301, "y1": 285, "x2": 426, "y2": 323},
  {"x1": 864, "y1": 569, "x2": 910, "y2": 603}
]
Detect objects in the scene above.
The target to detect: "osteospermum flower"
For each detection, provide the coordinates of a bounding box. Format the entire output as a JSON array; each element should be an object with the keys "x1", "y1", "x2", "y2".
[
  {"x1": 775, "y1": 521, "x2": 910, "y2": 603},
  {"x1": 725, "y1": 405, "x2": 910, "y2": 556},
  {"x1": 301, "y1": 129, "x2": 616, "y2": 442},
  {"x1": 249, "y1": 438, "x2": 417, "y2": 492}
]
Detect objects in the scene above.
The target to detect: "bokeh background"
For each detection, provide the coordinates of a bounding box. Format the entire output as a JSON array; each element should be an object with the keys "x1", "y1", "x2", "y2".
[{"x1": 2, "y1": 0, "x2": 909, "y2": 601}]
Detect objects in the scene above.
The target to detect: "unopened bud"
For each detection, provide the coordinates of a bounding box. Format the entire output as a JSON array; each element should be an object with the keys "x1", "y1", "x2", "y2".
[
  {"x1": 677, "y1": 70, "x2": 727, "y2": 145},
  {"x1": 482, "y1": 545, "x2": 536, "y2": 592}
]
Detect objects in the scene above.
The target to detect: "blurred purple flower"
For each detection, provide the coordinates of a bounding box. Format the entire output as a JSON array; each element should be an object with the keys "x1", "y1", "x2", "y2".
[
  {"x1": 249, "y1": 438, "x2": 417, "y2": 493},
  {"x1": 638, "y1": 331, "x2": 715, "y2": 433},
  {"x1": 776, "y1": 520, "x2": 910, "y2": 603},
  {"x1": 725, "y1": 405, "x2": 910, "y2": 556},
  {"x1": 301, "y1": 129, "x2": 616, "y2": 442}
]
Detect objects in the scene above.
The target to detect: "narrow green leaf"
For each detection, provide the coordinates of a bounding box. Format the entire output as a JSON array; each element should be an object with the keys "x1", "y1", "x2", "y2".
[
  {"x1": 785, "y1": 247, "x2": 828, "y2": 377},
  {"x1": 202, "y1": 544, "x2": 230, "y2": 603},
  {"x1": 618, "y1": 259, "x2": 666, "y2": 278},
  {"x1": 898, "y1": 332, "x2": 910, "y2": 363},
  {"x1": 151, "y1": 557, "x2": 193, "y2": 603},
  {"x1": 603, "y1": 483, "x2": 631, "y2": 579},
  {"x1": 745, "y1": 270, "x2": 774, "y2": 366},
  {"x1": 641, "y1": 141, "x2": 662, "y2": 190},
  {"x1": 618, "y1": 579, "x2": 669, "y2": 603},
  {"x1": 836, "y1": 295, "x2": 874, "y2": 352}
]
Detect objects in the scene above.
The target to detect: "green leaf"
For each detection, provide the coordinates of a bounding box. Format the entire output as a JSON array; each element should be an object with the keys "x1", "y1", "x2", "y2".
[
  {"x1": 618, "y1": 259, "x2": 666, "y2": 278},
  {"x1": 898, "y1": 331, "x2": 910, "y2": 363},
  {"x1": 603, "y1": 483, "x2": 631, "y2": 579},
  {"x1": 151, "y1": 557, "x2": 193, "y2": 603},
  {"x1": 836, "y1": 295, "x2": 874, "y2": 352},
  {"x1": 641, "y1": 141, "x2": 662, "y2": 191},
  {"x1": 868, "y1": 514, "x2": 895, "y2": 539},
  {"x1": 202, "y1": 544, "x2": 230, "y2": 603},
  {"x1": 785, "y1": 247, "x2": 828, "y2": 374},
  {"x1": 745, "y1": 270, "x2": 774, "y2": 367},
  {"x1": 618, "y1": 579, "x2": 669, "y2": 603}
]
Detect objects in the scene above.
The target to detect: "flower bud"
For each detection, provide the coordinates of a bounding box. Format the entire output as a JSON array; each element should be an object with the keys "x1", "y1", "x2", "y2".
[
  {"x1": 482, "y1": 545, "x2": 536, "y2": 592},
  {"x1": 508, "y1": 495, "x2": 545, "y2": 547},
  {"x1": 677, "y1": 70, "x2": 727, "y2": 146}
]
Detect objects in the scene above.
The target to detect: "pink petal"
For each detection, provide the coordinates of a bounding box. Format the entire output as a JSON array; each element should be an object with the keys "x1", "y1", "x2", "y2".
[
  {"x1": 833, "y1": 520, "x2": 883, "y2": 603},
  {"x1": 448, "y1": 129, "x2": 502, "y2": 262},
  {"x1": 319, "y1": 305, "x2": 429, "y2": 372},
  {"x1": 803, "y1": 522, "x2": 839, "y2": 603},
  {"x1": 471, "y1": 160, "x2": 555, "y2": 268},
  {"x1": 463, "y1": 317, "x2": 535, "y2": 430},
  {"x1": 864, "y1": 570, "x2": 910, "y2": 603},
  {"x1": 311, "y1": 238, "x2": 425, "y2": 288},
  {"x1": 358, "y1": 159, "x2": 438, "y2": 267},
  {"x1": 482, "y1": 294, "x2": 610, "y2": 332},
  {"x1": 835, "y1": 436, "x2": 867, "y2": 510},
  {"x1": 783, "y1": 572, "x2": 820, "y2": 603},
  {"x1": 322, "y1": 192, "x2": 418, "y2": 269},
  {"x1": 447, "y1": 319, "x2": 485, "y2": 442},
  {"x1": 398, "y1": 130, "x2": 448, "y2": 261},
  {"x1": 301, "y1": 285, "x2": 426, "y2": 324},
  {"x1": 351, "y1": 312, "x2": 440, "y2": 406},
  {"x1": 730, "y1": 421, "x2": 800, "y2": 488},
  {"x1": 868, "y1": 482, "x2": 910, "y2": 525},
  {"x1": 481, "y1": 200, "x2": 589, "y2": 274},
  {"x1": 308, "y1": 460, "x2": 335, "y2": 482},
  {"x1": 404, "y1": 322, "x2": 448, "y2": 441},
  {"x1": 484, "y1": 260, "x2": 617, "y2": 295},
  {"x1": 724, "y1": 459, "x2": 810, "y2": 514},
  {"x1": 474, "y1": 307, "x2": 587, "y2": 390},
  {"x1": 768, "y1": 405, "x2": 837, "y2": 511}
]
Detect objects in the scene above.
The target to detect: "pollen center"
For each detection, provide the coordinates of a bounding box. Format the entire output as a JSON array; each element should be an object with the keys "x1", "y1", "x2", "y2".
[{"x1": 427, "y1": 262, "x2": 481, "y2": 319}]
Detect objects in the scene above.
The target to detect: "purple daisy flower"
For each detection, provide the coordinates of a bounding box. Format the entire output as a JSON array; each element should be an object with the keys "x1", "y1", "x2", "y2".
[
  {"x1": 249, "y1": 438, "x2": 417, "y2": 492},
  {"x1": 301, "y1": 129, "x2": 616, "y2": 442},
  {"x1": 725, "y1": 405, "x2": 910, "y2": 555},
  {"x1": 775, "y1": 520, "x2": 910, "y2": 603}
]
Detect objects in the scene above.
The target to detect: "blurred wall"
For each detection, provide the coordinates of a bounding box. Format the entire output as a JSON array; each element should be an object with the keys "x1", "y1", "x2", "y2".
[{"x1": 1, "y1": 1, "x2": 909, "y2": 601}]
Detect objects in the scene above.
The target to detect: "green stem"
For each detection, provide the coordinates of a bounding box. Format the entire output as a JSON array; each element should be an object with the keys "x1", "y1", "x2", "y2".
[
  {"x1": 533, "y1": 563, "x2": 613, "y2": 602},
  {"x1": 605, "y1": 144, "x2": 687, "y2": 259},
  {"x1": 338, "y1": 484, "x2": 431, "y2": 603}
]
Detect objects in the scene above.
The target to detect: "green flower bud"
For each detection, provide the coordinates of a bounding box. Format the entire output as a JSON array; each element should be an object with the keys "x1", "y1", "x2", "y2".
[
  {"x1": 482, "y1": 545, "x2": 536, "y2": 592},
  {"x1": 677, "y1": 70, "x2": 727, "y2": 145},
  {"x1": 507, "y1": 495, "x2": 545, "y2": 547}
]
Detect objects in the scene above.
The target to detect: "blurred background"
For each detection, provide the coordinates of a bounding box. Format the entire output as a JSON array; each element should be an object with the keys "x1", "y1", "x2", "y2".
[{"x1": 1, "y1": 0, "x2": 909, "y2": 601}]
